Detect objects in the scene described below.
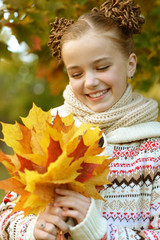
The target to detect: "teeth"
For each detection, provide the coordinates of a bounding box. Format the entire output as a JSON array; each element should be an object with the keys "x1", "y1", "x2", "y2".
[{"x1": 88, "y1": 90, "x2": 107, "y2": 98}]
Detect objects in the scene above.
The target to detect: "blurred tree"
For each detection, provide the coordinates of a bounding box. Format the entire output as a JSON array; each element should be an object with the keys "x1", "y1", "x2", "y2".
[
  {"x1": 0, "y1": 0, "x2": 160, "y2": 201},
  {"x1": 133, "y1": 0, "x2": 160, "y2": 111}
]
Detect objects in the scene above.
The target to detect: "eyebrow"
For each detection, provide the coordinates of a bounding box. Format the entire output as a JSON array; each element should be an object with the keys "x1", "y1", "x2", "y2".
[
  {"x1": 67, "y1": 57, "x2": 110, "y2": 70},
  {"x1": 67, "y1": 66, "x2": 80, "y2": 70},
  {"x1": 94, "y1": 57, "x2": 110, "y2": 63}
]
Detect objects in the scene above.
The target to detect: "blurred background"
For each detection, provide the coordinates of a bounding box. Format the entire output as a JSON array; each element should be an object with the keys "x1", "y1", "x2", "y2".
[{"x1": 0, "y1": 0, "x2": 160, "y2": 202}]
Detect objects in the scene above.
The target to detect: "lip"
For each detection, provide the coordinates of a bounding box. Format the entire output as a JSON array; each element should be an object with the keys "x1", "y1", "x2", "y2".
[{"x1": 86, "y1": 89, "x2": 110, "y2": 101}]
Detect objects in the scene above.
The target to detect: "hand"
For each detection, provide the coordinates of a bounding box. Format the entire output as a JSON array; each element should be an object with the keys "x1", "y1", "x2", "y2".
[
  {"x1": 54, "y1": 188, "x2": 91, "y2": 225},
  {"x1": 34, "y1": 204, "x2": 68, "y2": 240}
]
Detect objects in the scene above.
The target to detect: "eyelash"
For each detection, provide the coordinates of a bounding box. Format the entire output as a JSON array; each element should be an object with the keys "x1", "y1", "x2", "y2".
[
  {"x1": 71, "y1": 65, "x2": 110, "y2": 78},
  {"x1": 72, "y1": 73, "x2": 82, "y2": 78},
  {"x1": 97, "y1": 65, "x2": 110, "y2": 71}
]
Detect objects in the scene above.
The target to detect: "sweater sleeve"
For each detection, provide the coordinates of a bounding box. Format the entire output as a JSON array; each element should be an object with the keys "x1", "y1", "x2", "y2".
[
  {"x1": 68, "y1": 172, "x2": 160, "y2": 240},
  {"x1": 68, "y1": 198, "x2": 107, "y2": 239},
  {"x1": 0, "y1": 192, "x2": 37, "y2": 240}
]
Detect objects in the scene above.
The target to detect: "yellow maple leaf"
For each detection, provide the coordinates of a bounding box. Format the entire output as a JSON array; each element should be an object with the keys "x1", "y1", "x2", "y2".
[{"x1": 0, "y1": 103, "x2": 114, "y2": 217}]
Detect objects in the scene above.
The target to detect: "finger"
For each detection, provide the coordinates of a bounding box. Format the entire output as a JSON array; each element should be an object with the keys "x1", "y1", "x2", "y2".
[
  {"x1": 34, "y1": 228, "x2": 56, "y2": 240},
  {"x1": 62, "y1": 209, "x2": 84, "y2": 224},
  {"x1": 55, "y1": 199, "x2": 90, "y2": 224},
  {"x1": 41, "y1": 206, "x2": 66, "y2": 223},
  {"x1": 55, "y1": 195, "x2": 90, "y2": 207},
  {"x1": 55, "y1": 188, "x2": 90, "y2": 201},
  {"x1": 43, "y1": 222, "x2": 57, "y2": 235},
  {"x1": 55, "y1": 196, "x2": 90, "y2": 213},
  {"x1": 45, "y1": 205, "x2": 64, "y2": 218},
  {"x1": 42, "y1": 215, "x2": 68, "y2": 232}
]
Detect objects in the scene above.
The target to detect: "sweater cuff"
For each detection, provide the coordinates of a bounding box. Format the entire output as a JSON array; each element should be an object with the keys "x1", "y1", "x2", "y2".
[{"x1": 68, "y1": 198, "x2": 107, "y2": 240}]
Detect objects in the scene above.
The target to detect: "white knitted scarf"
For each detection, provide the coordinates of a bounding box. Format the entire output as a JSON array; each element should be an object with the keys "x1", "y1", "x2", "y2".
[{"x1": 63, "y1": 84, "x2": 158, "y2": 133}]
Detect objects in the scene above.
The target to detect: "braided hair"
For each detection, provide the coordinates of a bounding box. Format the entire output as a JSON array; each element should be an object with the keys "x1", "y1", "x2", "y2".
[
  {"x1": 92, "y1": 0, "x2": 144, "y2": 34},
  {"x1": 48, "y1": 17, "x2": 74, "y2": 61},
  {"x1": 48, "y1": 0, "x2": 145, "y2": 61}
]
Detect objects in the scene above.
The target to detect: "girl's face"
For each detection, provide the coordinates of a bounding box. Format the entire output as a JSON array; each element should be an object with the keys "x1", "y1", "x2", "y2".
[{"x1": 62, "y1": 31, "x2": 137, "y2": 112}]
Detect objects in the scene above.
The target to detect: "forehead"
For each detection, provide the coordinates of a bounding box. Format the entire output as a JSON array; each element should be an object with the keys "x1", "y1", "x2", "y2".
[{"x1": 62, "y1": 31, "x2": 122, "y2": 65}]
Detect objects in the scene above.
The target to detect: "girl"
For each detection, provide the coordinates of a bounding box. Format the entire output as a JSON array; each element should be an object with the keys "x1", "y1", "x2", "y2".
[{"x1": 1, "y1": 0, "x2": 160, "y2": 239}]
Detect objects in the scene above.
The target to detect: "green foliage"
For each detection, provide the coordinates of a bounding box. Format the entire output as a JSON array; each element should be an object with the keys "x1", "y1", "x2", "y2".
[
  {"x1": 133, "y1": 1, "x2": 160, "y2": 92},
  {"x1": 0, "y1": 41, "x2": 12, "y2": 59}
]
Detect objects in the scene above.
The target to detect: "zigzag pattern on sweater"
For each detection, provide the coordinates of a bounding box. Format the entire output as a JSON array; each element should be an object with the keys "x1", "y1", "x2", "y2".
[
  {"x1": 107, "y1": 172, "x2": 160, "y2": 189},
  {"x1": 103, "y1": 211, "x2": 150, "y2": 223}
]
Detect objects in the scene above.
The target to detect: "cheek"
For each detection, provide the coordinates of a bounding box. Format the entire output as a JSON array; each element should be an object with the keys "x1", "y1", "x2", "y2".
[
  {"x1": 103, "y1": 65, "x2": 127, "y2": 82},
  {"x1": 108, "y1": 68, "x2": 128, "y2": 88},
  {"x1": 70, "y1": 81, "x2": 82, "y2": 95},
  {"x1": 114, "y1": 80, "x2": 127, "y2": 102},
  {"x1": 101, "y1": 72, "x2": 119, "y2": 86},
  {"x1": 106, "y1": 70, "x2": 127, "y2": 97}
]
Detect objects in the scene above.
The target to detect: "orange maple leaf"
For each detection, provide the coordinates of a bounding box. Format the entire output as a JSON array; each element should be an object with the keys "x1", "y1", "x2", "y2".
[{"x1": 0, "y1": 103, "x2": 113, "y2": 217}]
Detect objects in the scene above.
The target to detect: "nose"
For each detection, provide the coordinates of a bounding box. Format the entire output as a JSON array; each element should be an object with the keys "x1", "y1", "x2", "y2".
[{"x1": 84, "y1": 71, "x2": 99, "y2": 89}]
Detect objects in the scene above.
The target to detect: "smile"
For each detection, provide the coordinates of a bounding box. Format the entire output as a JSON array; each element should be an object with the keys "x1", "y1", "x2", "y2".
[{"x1": 87, "y1": 90, "x2": 108, "y2": 98}]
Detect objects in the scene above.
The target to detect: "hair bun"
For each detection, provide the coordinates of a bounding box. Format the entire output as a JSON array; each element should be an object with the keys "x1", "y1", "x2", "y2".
[
  {"x1": 92, "y1": 0, "x2": 145, "y2": 34},
  {"x1": 48, "y1": 17, "x2": 74, "y2": 60}
]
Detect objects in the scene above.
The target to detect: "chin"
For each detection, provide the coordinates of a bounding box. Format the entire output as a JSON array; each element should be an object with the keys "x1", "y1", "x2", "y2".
[
  {"x1": 90, "y1": 107, "x2": 108, "y2": 113},
  {"x1": 90, "y1": 103, "x2": 114, "y2": 113}
]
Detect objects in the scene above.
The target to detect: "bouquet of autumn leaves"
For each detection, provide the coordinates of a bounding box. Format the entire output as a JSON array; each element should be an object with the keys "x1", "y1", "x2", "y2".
[{"x1": 0, "y1": 104, "x2": 113, "y2": 238}]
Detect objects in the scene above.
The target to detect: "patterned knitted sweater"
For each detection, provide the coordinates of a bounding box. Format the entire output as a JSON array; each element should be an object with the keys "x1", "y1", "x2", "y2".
[
  {"x1": 0, "y1": 106, "x2": 160, "y2": 240},
  {"x1": 68, "y1": 129, "x2": 160, "y2": 240}
]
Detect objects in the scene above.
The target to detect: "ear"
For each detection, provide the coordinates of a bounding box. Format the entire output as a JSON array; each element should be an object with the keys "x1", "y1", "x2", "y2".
[{"x1": 127, "y1": 53, "x2": 137, "y2": 78}]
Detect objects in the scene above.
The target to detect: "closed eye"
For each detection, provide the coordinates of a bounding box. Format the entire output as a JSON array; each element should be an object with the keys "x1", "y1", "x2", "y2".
[
  {"x1": 71, "y1": 72, "x2": 83, "y2": 78},
  {"x1": 97, "y1": 65, "x2": 110, "y2": 71}
]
